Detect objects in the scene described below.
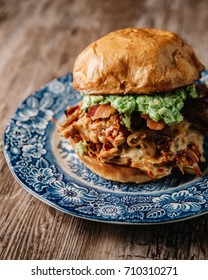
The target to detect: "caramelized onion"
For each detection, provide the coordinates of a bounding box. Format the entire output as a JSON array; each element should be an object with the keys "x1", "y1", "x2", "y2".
[
  {"x1": 140, "y1": 140, "x2": 156, "y2": 157},
  {"x1": 127, "y1": 131, "x2": 146, "y2": 147}
]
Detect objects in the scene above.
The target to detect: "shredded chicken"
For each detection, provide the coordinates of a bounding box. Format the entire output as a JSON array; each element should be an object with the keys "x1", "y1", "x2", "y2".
[
  {"x1": 60, "y1": 103, "x2": 205, "y2": 179},
  {"x1": 88, "y1": 113, "x2": 127, "y2": 147}
]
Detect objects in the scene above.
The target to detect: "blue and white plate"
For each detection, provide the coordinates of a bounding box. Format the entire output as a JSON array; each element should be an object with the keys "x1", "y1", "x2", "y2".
[{"x1": 3, "y1": 71, "x2": 208, "y2": 224}]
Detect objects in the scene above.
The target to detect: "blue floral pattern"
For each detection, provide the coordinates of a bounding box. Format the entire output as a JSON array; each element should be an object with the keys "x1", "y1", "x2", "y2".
[
  {"x1": 25, "y1": 166, "x2": 56, "y2": 192},
  {"x1": 22, "y1": 143, "x2": 46, "y2": 158},
  {"x1": 14, "y1": 94, "x2": 54, "y2": 132},
  {"x1": 152, "y1": 188, "x2": 206, "y2": 218},
  {"x1": 3, "y1": 71, "x2": 208, "y2": 224}
]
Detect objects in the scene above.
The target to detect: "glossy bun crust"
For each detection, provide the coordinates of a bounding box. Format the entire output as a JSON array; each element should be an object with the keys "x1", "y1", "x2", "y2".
[
  {"x1": 73, "y1": 28, "x2": 204, "y2": 94},
  {"x1": 70, "y1": 138, "x2": 151, "y2": 183}
]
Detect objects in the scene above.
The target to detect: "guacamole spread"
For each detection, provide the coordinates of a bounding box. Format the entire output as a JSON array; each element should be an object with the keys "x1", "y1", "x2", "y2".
[
  {"x1": 82, "y1": 85, "x2": 198, "y2": 128},
  {"x1": 76, "y1": 141, "x2": 88, "y2": 155}
]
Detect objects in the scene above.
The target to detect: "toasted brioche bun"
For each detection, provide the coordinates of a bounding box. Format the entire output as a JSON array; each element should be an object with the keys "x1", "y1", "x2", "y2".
[
  {"x1": 73, "y1": 28, "x2": 204, "y2": 95},
  {"x1": 70, "y1": 137, "x2": 151, "y2": 183}
]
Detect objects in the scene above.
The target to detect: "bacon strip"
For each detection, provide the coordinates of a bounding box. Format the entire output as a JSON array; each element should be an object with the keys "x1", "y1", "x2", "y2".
[
  {"x1": 87, "y1": 104, "x2": 116, "y2": 120},
  {"x1": 86, "y1": 105, "x2": 99, "y2": 118},
  {"x1": 141, "y1": 114, "x2": 166, "y2": 130}
]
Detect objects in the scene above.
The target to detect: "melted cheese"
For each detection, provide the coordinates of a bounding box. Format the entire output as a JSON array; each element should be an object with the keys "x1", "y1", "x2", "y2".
[{"x1": 117, "y1": 120, "x2": 204, "y2": 178}]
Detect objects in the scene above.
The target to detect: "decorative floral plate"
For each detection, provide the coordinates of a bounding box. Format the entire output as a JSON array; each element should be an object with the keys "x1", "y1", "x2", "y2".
[{"x1": 3, "y1": 71, "x2": 208, "y2": 224}]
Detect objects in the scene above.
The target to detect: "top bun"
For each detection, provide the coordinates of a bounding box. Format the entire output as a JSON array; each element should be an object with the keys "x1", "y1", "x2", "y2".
[{"x1": 73, "y1": 28, "x2": 204, "y2": 95}]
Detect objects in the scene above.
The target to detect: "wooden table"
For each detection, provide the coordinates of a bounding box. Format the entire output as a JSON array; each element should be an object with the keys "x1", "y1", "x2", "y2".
[{"x1": 1, "y1": 0, "x2": 208, "y2": 260}]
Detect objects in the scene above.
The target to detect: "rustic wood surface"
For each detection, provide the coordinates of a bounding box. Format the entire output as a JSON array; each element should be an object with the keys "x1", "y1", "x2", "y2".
[{"x1": 0, "y1": 0, "x2": 208, "y2": 260}]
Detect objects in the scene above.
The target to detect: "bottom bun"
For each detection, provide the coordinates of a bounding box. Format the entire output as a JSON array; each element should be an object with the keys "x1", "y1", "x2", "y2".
[{"x1": 70, "y1": 138, "x2": 151, "y2": 183}]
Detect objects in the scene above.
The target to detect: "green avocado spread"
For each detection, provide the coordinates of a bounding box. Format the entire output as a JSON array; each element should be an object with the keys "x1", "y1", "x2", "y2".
[
  {"x1": 82, "y1": 85, "x2": 198, "y2": 128},
  {"x1": 76, "y1": 141, "x2": 88, "y2": 155}
]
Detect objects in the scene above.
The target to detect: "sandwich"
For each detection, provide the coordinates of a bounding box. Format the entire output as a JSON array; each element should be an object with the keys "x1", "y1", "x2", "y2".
[{"x1": 59, "y1": 28, "x2": 208, "y2": 183}]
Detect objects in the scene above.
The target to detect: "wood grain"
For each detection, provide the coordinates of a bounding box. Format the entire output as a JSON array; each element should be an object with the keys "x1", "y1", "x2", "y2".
[{"x1": 0, "y1": 0, "x2": 208, "y2": 260}]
